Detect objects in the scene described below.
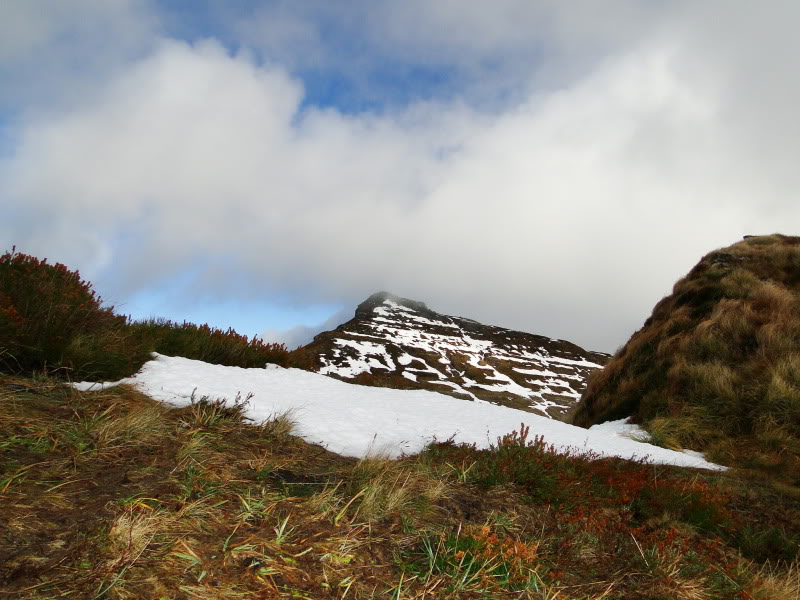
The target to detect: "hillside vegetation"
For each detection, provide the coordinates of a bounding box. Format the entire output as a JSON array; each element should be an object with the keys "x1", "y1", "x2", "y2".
[
  {"x1": 0, "y1": 248, "x2": 298, "y2": 381},
  {"x1": 2, "y1": 376, "x2": 799, "y2": 599},
  {"x1": 2, "y1": 246, "x2": 800, "y2": 598},
  {"x1": 574, "y1": 234, "x2": 800, "y2": 481}
]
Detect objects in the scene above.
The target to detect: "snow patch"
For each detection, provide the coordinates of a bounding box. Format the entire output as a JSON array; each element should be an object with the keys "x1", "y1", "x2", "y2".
[
  {"x1": 75, "y1": 354, "x2": 723, "y2": 470},
  {"x1": 318, "y1": 338, "x2": 395, "y2": 378}
]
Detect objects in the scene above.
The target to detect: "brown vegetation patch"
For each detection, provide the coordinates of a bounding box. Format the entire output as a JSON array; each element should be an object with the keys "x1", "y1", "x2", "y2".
[
  {"x1": 2, "y1": 377, "x2": 798, "y2": 598},
  {"x1": 574, "y1": 234, "x2": 800, "y2": 481}
]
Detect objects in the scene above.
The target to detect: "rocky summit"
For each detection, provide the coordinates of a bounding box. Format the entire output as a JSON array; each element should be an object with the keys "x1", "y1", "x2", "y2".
[{"x1": 301, "y1": 292, "x2": 609, "y2": 420}]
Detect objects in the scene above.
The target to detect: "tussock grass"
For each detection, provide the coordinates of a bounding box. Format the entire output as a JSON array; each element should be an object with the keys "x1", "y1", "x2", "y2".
[
  {"x1": 257, "y1": 409, "x2": 297, "y2": 442},
  {"x1": 90, "y1": 395, "x2": 168, "y2": 454},
  {"x1": 183, "y1": 391, "x2": 253, "y2": 428},
  {"x1": 346, "y1": 455, "x2": 450, "y2": 523},
  {"x1": 176, "y1": 430, "x2": 212, "y2": 468},
  {"x1": 645, "y1": 405, "x2": 719, "y2": 451},
  {"x1": 628, "y1": 544, "x2": 709, "y2": 600},
  {"x1": 752, "y1": 560, "x2": 800, "y2": 600},
  {"x1": 574, "y1": 234, "x2": 800, "y2": 480}
]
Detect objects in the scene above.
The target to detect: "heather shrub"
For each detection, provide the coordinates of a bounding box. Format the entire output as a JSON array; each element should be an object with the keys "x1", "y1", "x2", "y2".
[
  {"x1": 632, "y1": 478, "x2": 730, "y2": 534},
  {"x1": 0, "y1": 248, "x2": 130, "y2": 377},
  {"x1": 420, "y1": 424, "x2": 569, "y2": 502},
  {"x1": 465, "y1": 425, "x2": 563, "y2": 499},
  {"x1": 60, "y1": 328, "x2": 151, "y2": 381},
  {"x1": 284, "y1": 344, "x2": 320, "y2": 371},
  {"x1": 404, "y1": 525, "x2": 542, "y2": 595},
  {"x1": 125, "y1": 318, "x2": 290, "y2": 369},
  {"x1": 0, "y1": 249, "x2": 291, "y2": 379},
  {"x1": 421, "y1": 427, "x2": 733, "y2": 537}
]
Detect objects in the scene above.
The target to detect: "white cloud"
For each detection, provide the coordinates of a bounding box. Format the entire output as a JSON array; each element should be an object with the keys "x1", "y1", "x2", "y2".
[
  {"x1": 3, "y1": 3, "x2": 800, "y2": 352},
  {"x1": 0, "y1": 0, "x2": 158, "y2": 110},
  {"x1": 263, "y1": 308, "x2": 353, "y2": 350}
]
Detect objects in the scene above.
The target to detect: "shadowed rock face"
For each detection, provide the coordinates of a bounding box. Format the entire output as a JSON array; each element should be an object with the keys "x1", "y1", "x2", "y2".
[{"x1": 301, "y1": 292, "x2": 609, "y2": 421}]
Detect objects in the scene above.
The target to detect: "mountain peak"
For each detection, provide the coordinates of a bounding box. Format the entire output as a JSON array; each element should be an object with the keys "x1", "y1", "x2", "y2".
[
  {"x1": 355, "y1": 291, "x2": 430, "y2": 318},
  {"x1": 303, "y1": 293, "x2": 609, "y2": 420}
]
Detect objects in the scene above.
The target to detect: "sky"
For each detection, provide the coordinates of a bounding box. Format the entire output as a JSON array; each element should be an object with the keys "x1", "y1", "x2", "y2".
[{"x1": 2, "y1": 1, "x2": 799, "y2": 353}]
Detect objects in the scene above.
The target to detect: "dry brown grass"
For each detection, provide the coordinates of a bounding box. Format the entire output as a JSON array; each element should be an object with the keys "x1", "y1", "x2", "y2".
[
  {"x1": 751, "y1": 560, "x2": 800, "y2": 600},
  {"x1": 91, "y1": 398, "x2": 168, "y2": 453},
  {"x1": 343, "y1": 454, "x2": 451, "y2": 523},
  {"x1": 104, "y1": 509, "x2": 171, "y2": 579},
  {"x1": 2, "y1": 373, "x2": 799, "y2": 599}
]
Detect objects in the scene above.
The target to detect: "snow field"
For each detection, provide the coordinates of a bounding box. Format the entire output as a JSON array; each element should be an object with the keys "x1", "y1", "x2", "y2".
[{"x1": 76, "y1": 354, "x2": 723, "y2": 470}]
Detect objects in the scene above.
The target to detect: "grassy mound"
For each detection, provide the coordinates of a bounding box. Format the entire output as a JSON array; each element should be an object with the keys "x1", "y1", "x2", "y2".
[
  {"x1": 1, "y1": 375, "x2": 798, "y2": 598},
  {"x1": 573, "y1": 234, "x2": 800, "y2": 479}
]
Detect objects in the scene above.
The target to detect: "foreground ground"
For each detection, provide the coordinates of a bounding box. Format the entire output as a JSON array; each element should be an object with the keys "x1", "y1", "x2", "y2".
[{"x1": 1, "y1": 376, "x2": 799, "y2": 599}]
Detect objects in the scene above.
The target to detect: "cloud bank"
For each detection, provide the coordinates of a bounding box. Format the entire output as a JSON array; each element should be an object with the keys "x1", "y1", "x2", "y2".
[{"x1": 3, "y1": 2, "x2": 800, "y2": 352}]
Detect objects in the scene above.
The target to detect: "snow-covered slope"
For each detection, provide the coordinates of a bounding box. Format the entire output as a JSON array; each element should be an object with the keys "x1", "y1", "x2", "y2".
[
  {"x1": 75, "y1": 354, "x2": 721, "y2": 470},
  {"x1": 303, "y1": 292, "x2": 609, "y2": 420}
]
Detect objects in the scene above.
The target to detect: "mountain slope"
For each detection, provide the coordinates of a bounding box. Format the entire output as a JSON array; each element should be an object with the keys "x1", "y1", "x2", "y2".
[
  {"x1": 300, "y1": 292, "x2": 608, "y2": 420},
  {"x1": 573, "y1": 234, "x2": 800, "y2": 477}
]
